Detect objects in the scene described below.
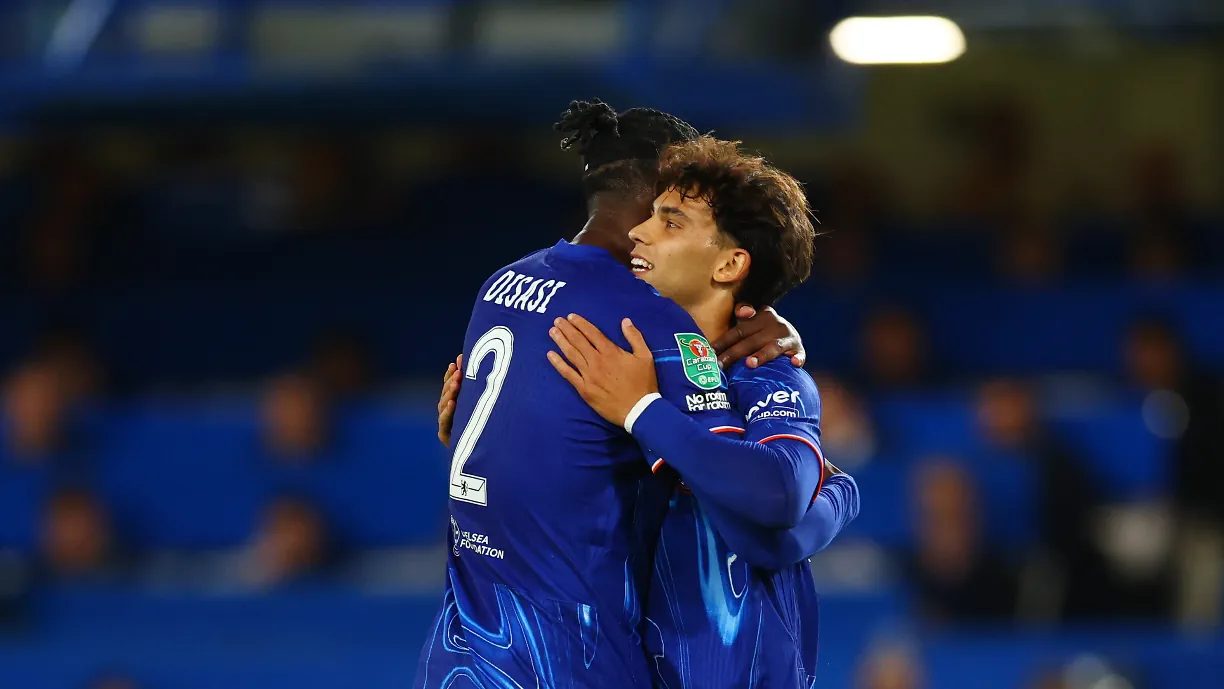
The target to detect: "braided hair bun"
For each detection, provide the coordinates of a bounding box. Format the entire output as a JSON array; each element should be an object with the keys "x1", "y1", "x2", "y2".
[
  {"x1": 554, "y1": 98, "x2": 699, "y2": 172},
  {"x1": 555, "y1": 99, "x2": 620, "y2": 156}
]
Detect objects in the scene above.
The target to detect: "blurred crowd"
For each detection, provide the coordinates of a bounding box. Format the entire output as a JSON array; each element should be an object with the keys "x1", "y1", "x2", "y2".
[
  {"x1": 1, "y1": 102, "x2": 1222, "y2": 689},
  {"x1": 0, "y1": 327, "x2": 378, "y2": 594},
  {"x1": 0, "y1": 99, "x2": 1219, "y2": 302},
  {"x1": 5, "y1": 297, "x2": 1222, "y2": 613}
]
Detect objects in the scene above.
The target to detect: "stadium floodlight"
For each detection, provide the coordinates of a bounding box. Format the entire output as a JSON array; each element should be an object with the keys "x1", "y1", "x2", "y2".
[{"x1": 829, "y1": 16, "x2": 966, "y2": 65}]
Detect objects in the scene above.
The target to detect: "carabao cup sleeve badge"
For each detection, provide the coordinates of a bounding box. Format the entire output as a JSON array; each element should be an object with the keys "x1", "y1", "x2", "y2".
[{"x1": 674, "y1": 333, "x2": 721, "y2": 390}]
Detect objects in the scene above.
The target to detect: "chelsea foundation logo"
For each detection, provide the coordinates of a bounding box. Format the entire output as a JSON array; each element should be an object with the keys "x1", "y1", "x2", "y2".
[{"x1": 674, "y1": 333, "x2": 721, "y2": 390}]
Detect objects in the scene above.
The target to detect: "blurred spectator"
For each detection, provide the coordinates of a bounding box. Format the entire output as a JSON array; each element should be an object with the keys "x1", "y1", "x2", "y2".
[
  {"x1": 1128, "y1": 226, "x2": 1187, "y2": 283},
  {"x1": 262, "y1": 374, "x2": 329, "y2": 461},
  {"x1": 1130, "y1": 144, "x2": 1188, "y2": 228},
  {"x1": 943, "y1": 97, "x2": 1034, "y2": 223},
  {"x1": 33, "y1": 326, "x2": 104, "y2": 401},
  {"x1": 996, "y1": 216, "x2": 1064, "y2": 287},
  {"x1": 1124, "y1": 318, "x2": 1224, "y2": 627},
  {"x1": 3, "y1": 362, "x2": 69, "y2": 461},
  {"x1": 811, "y1": 157, "x2": 890, "y2": 285},
  {"x1": 974, "y1": 379, "x2": 1110, "y2": 620},
  {"x1": 308, "y1": 330, "x2": 375, "y2": 398},
  {"x1": 1025, "y1": 672, "x2": 1066, "y2": 689},
  {"x1": 84, "y1": 671, "x2": 141, "y2": 689},
  {"x1": 21, "y1": 139, "x2": 101, "y2": 294},
  {"x1": 906, "y1": 459, "x2": 1018, "y2": 623},
  {"x1": 1126, "y1": 144, "x2": 1198, "y2": 280},
  {"x1": 25, "y1": 215, "x2": 87, "y2": 294},
  {"x1": 856, "y1": 641, "x2": 924, "y2": 689},
  {"x1": 288, "y1": 138, "x2": 356, "y2": 234},
  {"x1": 149, "y1": 128, "x2": 244, "y2": 238},
  {"x1": 809, "y1": 372, "x2": 876, "y2": 469},
  {"x1": 858, "y1": 306, "x2": 930, "y2": 391},
  {"x1": 814, "y1": 223, "x2": 874, "y2": 285},
  {"x1": 39, "y1": 487, "x2": 119, "y2": 583},
  {"x1": 240, "y1": 497, "x2": 331, "y2": 589}
]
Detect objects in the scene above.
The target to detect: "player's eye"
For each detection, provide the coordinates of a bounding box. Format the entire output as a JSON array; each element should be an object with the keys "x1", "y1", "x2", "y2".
[{"x1": 666, "y1": 220, "x2": 680, "y2": 229}]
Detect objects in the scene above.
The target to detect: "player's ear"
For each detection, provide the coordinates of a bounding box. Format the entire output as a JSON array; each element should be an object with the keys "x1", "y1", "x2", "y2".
[{"x1": 713, "y1": 248, "x2": 750, "y2": 288}]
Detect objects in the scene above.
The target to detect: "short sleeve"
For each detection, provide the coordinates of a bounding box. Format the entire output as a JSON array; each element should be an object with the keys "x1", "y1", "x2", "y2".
[{"x1": 731, "y1": 360, "x2": 823, "y2": 457}]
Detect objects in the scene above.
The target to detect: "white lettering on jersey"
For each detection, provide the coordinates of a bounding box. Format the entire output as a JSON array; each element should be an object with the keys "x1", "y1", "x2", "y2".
[
  {"x1": 525, "y1": 280, "x2": 555, "y2": 311},
  {"x1": 510, "y1": 278, "x2": 545, "y2": 310},
  {"x1": 482, "y1": 270, "x2": 567, "y2": 315},
  {"x1": 483, "y1": 270, "x2": 516, "y2": 301},
  {"x1": 451, "y1": 517, "x2": 507, "y2": 560},
  {"x1": 745, "y1": 390, "x2": 801, "y2": 422},
  {"x1": 685, "y1": 390, "x2": 731, "y2": 412},
  {"x1": 534, "y1": 279, "x2": 566, "y2": 313},
  {"x1": 496, "y1": 274, "x2": 530, "y2": 305}
]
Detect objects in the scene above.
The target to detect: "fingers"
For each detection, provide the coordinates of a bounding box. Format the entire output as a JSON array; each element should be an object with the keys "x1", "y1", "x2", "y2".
[
  {"x1": 716, "y1": 333, "x2": 767, "y2": 369},
  {"x1": 734, "y1": 304, "x2": 757, "y2": 320},
  {"x1": 439, "y1": 363, "x2": 462, "y2": 415},
  {"x1": 747, "y1": 338, "x2": 793, "y2": 369},
  {"x1": 790, "y1": 351, "x2": 807, "y2": 368},
  {"x1": 437, "y1": 399, "x2": 456, "y2": 445},
  {"x1": 552, "y1": 317, "x2": 597, "y2": 365},
  {"x1": 438, "y1": 359, "x2": 460, "y2": 413},
  {"x1": 621, "y1": 319, "x2": 650, "y2": 358},
  {"x1": 546, "y1": 350, "x2": 585, "y2": 392},
  {"x1": 566, "y1": 314, "x2": 617, "y2": 353},
  {"x1": 711, "y1": 317, "x2": 765, "y2": 357}
]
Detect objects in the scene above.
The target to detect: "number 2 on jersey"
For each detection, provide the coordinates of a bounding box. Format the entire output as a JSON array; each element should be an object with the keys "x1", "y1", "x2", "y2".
[{"x1": 449, "y1": 326, "x2": 513, "y2": 506}]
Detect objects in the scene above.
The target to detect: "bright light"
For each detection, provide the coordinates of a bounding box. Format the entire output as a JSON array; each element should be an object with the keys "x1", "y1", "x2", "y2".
[{"x1": 829, "y1": 16, "x2": 965, "y2": 65}]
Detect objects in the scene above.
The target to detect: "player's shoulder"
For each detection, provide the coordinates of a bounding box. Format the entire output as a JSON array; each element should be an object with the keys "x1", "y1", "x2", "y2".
[
  {"x1": 729, "y1": 358, "x2": 817, "y2": 387},
  {"x1": 728, "y1": 359, "x2": 821, "y2": 421},
  {"x1": 494, "y1": 245, "x2": 552, "y2": 276}
]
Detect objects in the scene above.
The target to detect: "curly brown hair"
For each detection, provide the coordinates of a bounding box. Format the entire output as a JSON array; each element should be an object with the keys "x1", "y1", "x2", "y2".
[{"x1": 656, "y1": 136, "x2": 815, "y2": 307}]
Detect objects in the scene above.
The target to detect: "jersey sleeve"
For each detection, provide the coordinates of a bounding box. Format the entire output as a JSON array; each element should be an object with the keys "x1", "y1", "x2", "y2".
[
  {"x1": 733, "y1": 360, "x2": 823, "y2": 457},
  {"x1": 626, "y1": 359, "x2": 826, "y2": 529},
  {"x1": 707, "y1": 474, "x2": 861, "y2": 570},
  {"x1": 631, "y1": 299, "x2": 740, "y2": 435}
]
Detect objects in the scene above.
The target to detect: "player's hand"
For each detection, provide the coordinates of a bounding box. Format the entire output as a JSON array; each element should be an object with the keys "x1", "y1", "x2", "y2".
[
  {"x1": 712, "y1": 305, "x2": 805, "y2": 370},
  {"x1": 546, "y1": 314, "x2": 659, "y2": 428},
  {"x1": 438, "y1": 354, "x2": 463, "y2": 446}
]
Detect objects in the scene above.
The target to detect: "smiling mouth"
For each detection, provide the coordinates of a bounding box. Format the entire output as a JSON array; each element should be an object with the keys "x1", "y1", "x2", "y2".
[{"x1": 631, "y1": 257, "x2": 654, "y2": 273}]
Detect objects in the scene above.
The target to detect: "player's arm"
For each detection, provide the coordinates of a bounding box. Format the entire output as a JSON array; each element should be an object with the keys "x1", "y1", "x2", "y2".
[
  {"x1": 712, "y1": 472, "x2": 861, "y2": 570},
  {"x1": 546, "y1": 316, "x2": 821, "y2": 529}
]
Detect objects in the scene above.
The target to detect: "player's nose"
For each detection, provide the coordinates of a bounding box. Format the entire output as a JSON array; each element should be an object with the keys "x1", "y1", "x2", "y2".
[{"x1": 628, "y1": 219, "x2": 650, "y2": 244}]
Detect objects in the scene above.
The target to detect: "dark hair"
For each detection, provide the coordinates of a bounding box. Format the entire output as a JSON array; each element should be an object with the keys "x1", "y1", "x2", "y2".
[
  {"x1": 554, "y1": 98, "x2": 699, "y2": 197},
  {"x1": 657, "y1": 135, "x2": 816, "y2": 307}
]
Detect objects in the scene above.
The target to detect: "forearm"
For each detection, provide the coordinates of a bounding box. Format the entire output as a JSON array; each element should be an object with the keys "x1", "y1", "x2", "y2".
[
  {"x1": 717, "y1": 475, "x2": 860, "y2": 569},
  {"x1": 628, "y1": 397, "x2": 821, "y2": 529},
  {"x1": 777, "y1": 474, "x2": 860, "y2": 562}
]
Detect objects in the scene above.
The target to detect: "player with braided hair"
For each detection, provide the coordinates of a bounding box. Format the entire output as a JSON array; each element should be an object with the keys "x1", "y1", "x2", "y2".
[{"x1": 415, "y1": 100, "x2": 805, "y2": 688}]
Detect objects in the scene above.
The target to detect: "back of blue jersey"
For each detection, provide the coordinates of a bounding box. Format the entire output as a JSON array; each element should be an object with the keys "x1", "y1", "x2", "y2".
[
  {"x1": 645, "y1": 360, "x2": 824, "y2": 689},
  {"x1": 417, "y1": 240, "x2": 733, "y2": 689}
]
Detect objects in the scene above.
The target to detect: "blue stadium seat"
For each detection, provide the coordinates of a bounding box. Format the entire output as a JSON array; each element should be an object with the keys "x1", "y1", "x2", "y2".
[
  {"x1": 93, "y1": 402, "x2": 267, "y2": 549},
  {"x1": 0, "y1": 460, "x2": 50, "y2": 551},
  {"x1": 1047, "y1": 394, "x2": 1172, "y2": 500},
  {"x1": 263, "y1": 402, "x2": 450, "y2": 547}
]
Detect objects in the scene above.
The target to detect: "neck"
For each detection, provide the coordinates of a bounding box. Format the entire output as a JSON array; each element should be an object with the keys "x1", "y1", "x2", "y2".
[
  {"x1": 682, "y1": 291, "x2": 735, "y2": 343},
  {"x1": 570, "y1": 199, "x2": 639, "y2": 266}
]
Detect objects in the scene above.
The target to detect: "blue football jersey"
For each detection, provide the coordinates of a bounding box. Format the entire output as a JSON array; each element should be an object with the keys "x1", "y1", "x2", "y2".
[
  {"x1": 645, "y1": 360, "x2": 825, "y2": 689},
  {"x1": 415, "y1": 240, "x2": 734, "y2": 689}
]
